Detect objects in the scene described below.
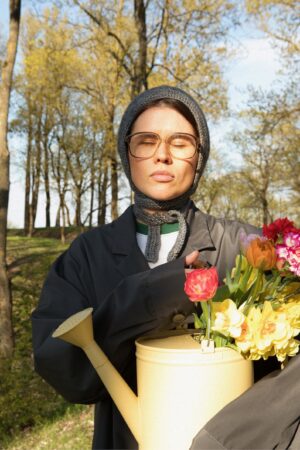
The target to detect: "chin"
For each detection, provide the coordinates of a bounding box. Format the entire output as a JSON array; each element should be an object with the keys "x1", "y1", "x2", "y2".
[{"x1": 147, "y1": 190, "x2": 180, "y2": 201}]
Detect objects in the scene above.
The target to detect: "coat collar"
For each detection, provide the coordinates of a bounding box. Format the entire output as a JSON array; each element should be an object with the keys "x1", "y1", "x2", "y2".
[{"x1": 111, "y1": 203, "x2": 216, "y2": 257}]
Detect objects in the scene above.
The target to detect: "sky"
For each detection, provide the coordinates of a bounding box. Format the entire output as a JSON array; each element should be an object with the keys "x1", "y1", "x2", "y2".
[{"x1": 1, "y1": 3, "x2": 282, "y2": 228}]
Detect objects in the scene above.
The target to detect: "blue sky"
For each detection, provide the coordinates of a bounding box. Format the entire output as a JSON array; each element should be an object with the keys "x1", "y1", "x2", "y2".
[{"x1": 1, "y1": 3, "x2": 282, "y2": 228}]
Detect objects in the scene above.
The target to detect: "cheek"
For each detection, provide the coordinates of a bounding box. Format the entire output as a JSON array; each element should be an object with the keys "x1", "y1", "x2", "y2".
[
  {"x1": 129, "y1": 157, "x2": 145, "y2": 186},
  {"x1": 177, "y1": 159, "x2": 197, "y2": 182},
  {"x1": 189, "y1": 155, "x2": 199, "y2": 181}
]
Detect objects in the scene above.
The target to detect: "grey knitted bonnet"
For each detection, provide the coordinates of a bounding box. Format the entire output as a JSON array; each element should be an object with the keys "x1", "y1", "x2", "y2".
[{"x1": 117, "y1": 85, "x2": 210, "y2": 262}]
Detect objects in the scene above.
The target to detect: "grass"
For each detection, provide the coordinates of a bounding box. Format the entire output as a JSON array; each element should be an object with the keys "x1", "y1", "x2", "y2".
[
  {"x1": 8, "y1": 236, "x2": 68, "y2": 362},
  {"x1": 4, "y1": 405, "x2": 94, "y2": 450},
  {"x1": 1, "y1": 233, "x2": 95, "y2": 449}
]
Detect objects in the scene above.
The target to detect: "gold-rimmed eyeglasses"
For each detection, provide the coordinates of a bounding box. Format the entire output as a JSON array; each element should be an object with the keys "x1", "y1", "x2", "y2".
[{"x1": 125, "y1": 132, "x2": 199, "y2": 160}]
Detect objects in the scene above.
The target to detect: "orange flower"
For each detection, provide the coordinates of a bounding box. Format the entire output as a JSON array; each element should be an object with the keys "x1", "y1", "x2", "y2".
[{"x1": 246, "y1": 237, "x2": 277, "y2": 270}]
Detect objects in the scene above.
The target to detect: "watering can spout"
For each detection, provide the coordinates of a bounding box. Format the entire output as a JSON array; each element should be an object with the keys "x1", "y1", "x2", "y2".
[{"x1": 52, "y1": 308, "x2": 141, "y2": 443}]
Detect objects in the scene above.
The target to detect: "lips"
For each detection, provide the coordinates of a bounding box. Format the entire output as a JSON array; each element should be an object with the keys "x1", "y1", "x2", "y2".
[{"x1": 150, "y1": 171, "x2": 175, "y2": 182}]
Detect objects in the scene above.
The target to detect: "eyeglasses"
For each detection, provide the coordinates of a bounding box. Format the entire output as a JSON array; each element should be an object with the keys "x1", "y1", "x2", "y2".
[{"x1": 125, "y1": 132, "x2": 199, "y2": 160}]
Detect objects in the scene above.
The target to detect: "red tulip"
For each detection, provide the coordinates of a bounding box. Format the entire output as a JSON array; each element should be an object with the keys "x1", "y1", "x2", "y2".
[{"x1": 184, "y1": 267, "x2": 218, "y2": 302}]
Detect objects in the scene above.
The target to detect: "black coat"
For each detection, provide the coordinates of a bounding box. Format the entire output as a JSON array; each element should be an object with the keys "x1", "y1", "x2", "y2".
[{"x1": 31, "y1": 203, "x2": 261, "y2": 449}]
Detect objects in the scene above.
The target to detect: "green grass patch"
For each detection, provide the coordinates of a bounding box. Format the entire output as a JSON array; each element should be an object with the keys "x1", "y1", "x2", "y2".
[
  {"x1": 3, "y1": 405, "x2": 93, "y2": 450},
  {"x1": 8, "y1": 226, "x2": 87, "y2": 241},
  {"x1": 0, "y1": 235, "x2": 86, "y2": 447}
]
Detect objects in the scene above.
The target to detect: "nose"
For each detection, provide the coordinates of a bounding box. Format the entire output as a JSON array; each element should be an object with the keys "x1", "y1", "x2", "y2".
[{"x1": 153, "y1": 140, "x2": 172, "y2": 164}]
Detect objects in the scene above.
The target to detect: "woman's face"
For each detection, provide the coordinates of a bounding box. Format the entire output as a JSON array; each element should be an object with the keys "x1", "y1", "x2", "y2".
[{"x1": 128, "y1": 106, "x2": 198, "y2": 201}]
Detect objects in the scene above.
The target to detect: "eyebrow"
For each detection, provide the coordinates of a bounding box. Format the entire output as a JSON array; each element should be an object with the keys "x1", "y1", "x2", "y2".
[{"x1": 130, "y1": 131, "x2": 197, "y2": 136}]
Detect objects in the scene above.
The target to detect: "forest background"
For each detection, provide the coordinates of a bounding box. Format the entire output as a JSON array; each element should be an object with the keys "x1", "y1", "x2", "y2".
[{"x1": 0, "y1": 0, "x2": 299, "y2": 448}]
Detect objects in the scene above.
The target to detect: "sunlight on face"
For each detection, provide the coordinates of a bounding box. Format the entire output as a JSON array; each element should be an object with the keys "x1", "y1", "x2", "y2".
[{"x1": 128, "y1": 106, "x2": 198, "y2": 201}]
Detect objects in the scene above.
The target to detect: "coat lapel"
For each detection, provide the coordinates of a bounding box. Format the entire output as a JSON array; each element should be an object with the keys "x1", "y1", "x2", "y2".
[
  {"x1": 112, "y1": 206, "x2": 150, "y2": 277},
  {"x1": 182, "y1": 206, "x2": 216, "y2": 257}
]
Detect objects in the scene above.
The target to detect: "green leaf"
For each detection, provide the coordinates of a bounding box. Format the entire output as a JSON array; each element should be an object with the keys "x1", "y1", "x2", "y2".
[
  {"x1": 233, "y1": 254, "x2": 243, "y2": 284},
  {"x1": 226, "y1": 342, "x2": 239, "y2": 352},
  {"x1": 212, "y1": 284, "x2": 231, "y2": 302},
  {"x1": 213, "y1": 333, "x2": 230, "y2": 348},
  {"x1": 192, "y1": 313, "x2": 204, "y2": 329},
  {"x1": 226, "y1": 268, "x2": 233, "y2": 292},
  {"x1": 231, "y1": 288, "x2": 246, "y2": 307},
  {"x1": 239, "y1": 264, "x2": 254, "y2": 293}
]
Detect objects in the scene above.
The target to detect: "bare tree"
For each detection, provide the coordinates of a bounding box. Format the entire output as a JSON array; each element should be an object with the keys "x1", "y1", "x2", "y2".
[
  {"x1": 49, "y1": 140, "x2": 70, "y2": 243},
  {"x1": 28, "y1": 110, "x2": 42, "y2": 237}
]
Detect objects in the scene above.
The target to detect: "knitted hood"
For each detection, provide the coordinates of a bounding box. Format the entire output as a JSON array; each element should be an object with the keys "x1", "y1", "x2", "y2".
[{"x1": 117, "y1": 85, "x2": 210, "y2": 208}]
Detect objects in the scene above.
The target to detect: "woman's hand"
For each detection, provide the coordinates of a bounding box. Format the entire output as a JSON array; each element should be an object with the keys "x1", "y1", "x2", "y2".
[{"x1": 185, "y1": 250, "x2": 200, "y2": 275}]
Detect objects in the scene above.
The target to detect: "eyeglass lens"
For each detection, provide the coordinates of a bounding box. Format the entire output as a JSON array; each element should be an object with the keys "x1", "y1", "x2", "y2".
[{"x1": 128, "y1": 133, "x2": 197, "y2": 159}]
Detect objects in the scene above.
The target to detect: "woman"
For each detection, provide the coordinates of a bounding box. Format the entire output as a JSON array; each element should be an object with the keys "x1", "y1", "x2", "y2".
[{"x1": 31, "y1": 85, "x2": 259, "y2": 449}]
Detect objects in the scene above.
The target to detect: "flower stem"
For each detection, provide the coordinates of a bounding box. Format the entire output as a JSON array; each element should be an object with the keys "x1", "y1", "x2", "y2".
[
  {"x1": 201, "y1": 300, "x2": 212, "y2": 341},
  {"x1": 207, "y1": 300, "x2": 211, "y2": 340},
  {"x1": 251, "y1": 270, "x2": 263, "y2": 301}
]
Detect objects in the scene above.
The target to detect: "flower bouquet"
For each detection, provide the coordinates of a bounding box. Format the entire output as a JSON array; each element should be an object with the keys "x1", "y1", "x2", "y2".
[{"x1": 184, "y1": 218, "x2": 300, "y2": 364}]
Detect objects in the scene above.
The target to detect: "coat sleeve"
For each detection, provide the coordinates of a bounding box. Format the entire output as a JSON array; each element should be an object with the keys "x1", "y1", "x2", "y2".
[
  {"x1": 31, "y1": 236, "x2": 191, "y2": 405},
  {"x1": 190, "y1": 353, "x2": 300, "y2": 450}
]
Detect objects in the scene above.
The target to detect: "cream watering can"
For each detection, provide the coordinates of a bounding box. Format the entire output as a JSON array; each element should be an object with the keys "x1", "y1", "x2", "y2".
[{"x1": 53, "y1": 308, "x2": 253, "y2": 450}]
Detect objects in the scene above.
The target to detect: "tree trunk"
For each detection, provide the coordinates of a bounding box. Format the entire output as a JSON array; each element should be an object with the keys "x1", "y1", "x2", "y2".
[
  {"x1": 105, "y1": 117, "x2": 118, "y2": 221},
  {"x1": 24, "y1": 109, "x2": 32, "y2": 234},
  {"x1": 44, "y1": 136, "x2": 51, "y2": 228},
  {"x1": 89, "y1": 138, "x2": 96, "y2": 228},
  {"x1": 89, "y1": 183, "x2": 94, "y2": 227},
  {"x1": 262, "y1": 196, "x2": 270, "y2": 225},
  {"x1": 59, "y1": 194, "x2": 66, "y2": 244},
  {"x1": 65, "y1": 202, "x2": 71, "y2": 227},
  {"x1": 50, "y1": 141, "x2": 70, "y2": 233},
  {"x1": 55, "y1": 205, "x2": 60, "y2": 227},
  {"x1": 110, "y1": 152, "x2": 118, "y2": 220},
  {"x1": 62, "y1": 166, "x2": 71, "y2": 227},
  {"x1": 74, "y1": 186, "x2": 82, "y2": 226},
  {"x1": 28, "y1": 115, "x2": 42, "y2": 237},
  {"x1": 97, "y1": 170, "x2": 103, "y2": 226},
  {"x1": 132, "y1": 0, "x2": 148, "y2": 97},
  {"x1": 0, "y1": 0, "x2": 21, "y2": 359},
  {"x1": 98, "y1": 163, "x2": 108, "y2": 226}
]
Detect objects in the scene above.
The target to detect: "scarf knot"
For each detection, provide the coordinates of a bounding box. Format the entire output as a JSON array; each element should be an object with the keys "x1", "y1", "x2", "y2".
[{"x1": 134, "y1": 201, "x2": 191, "y2": 263}]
